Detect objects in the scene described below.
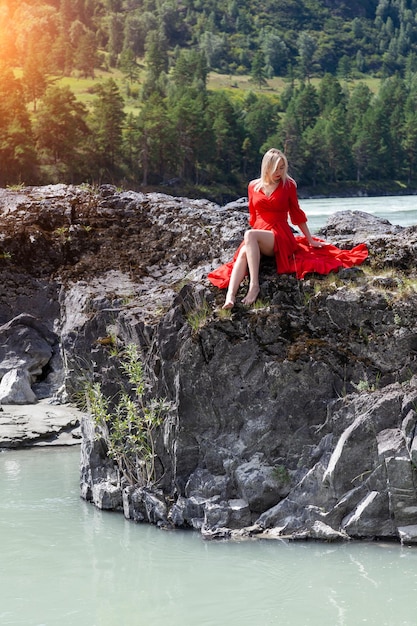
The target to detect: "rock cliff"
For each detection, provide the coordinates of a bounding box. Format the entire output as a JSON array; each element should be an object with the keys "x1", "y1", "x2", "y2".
[{"x1": 1, "y1": 184, "x2": 417, "y2": 542}]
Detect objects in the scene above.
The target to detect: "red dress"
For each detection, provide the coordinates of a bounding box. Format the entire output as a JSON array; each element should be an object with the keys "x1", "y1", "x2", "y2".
[{"x1": 208, "y1": 179, "x2": 368, "y2": 288}]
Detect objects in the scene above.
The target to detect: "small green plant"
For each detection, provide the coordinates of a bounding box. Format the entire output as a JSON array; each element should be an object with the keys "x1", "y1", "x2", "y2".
[
  {"x1": 54, "y1": 226, "x2": 69, "y2": 236},
  {"x1": 186, "y1": 299, "x2": 210, "y2": 331},
  {"x1": 352, "y1": 372, "x2": 381, "y2": 393},
  {"x1": 54, "y1": 225, "x2": 72, "y2": 243},
  {"x1": 0, "y1": 251, "x2": 12, "y2": 260},
  {"x1": 217, "y1": 307, "x2": 232, "y2": 320},
  {"x1": 272, "y1": 464, "x2": 290, "y2": 483},
  {"x1": 85, "y1": 343, "x2": 172, "y2": 487},
  {"x1": 393, "y1": 312, "x2": 402, "y2": 326},
  {"x1": 6, "y1": 182, "x2": 25, "y2": 191},
  {"x1": 251, "y1": 298, "x2": 270, "y2": 310},
  {"x1": 302, "y1": 290, "x2": 312, "y2": 306},
  {"x1": 109, "y1": 339, "x2": 120, "y2": 357},
  {"x1": 121, "y1": 294, "x2": 135, "y2": 306}
]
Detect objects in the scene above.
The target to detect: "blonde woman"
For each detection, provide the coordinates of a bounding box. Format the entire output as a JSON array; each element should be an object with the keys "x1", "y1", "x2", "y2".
[{"x1": 208, "y1": 148, "x2": 368, "y2": 309}]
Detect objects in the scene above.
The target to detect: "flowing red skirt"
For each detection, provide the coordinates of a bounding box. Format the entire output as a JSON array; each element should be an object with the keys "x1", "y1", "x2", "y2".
[{"x1": 208, "y1": 229, "x2": 368, "y2": 289}]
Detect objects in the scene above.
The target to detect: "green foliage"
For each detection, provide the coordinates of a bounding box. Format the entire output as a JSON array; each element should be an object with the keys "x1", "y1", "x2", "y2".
[
  {"x1": 34, "y1": 85, "x2": 90, "y2": 179},
  {"x1": 6, "y1": 1, "x2": 417, "y2": 89},
  {"x1": 250, "y1": 298, "x2": 270, "y2": 310},
  {"x1": 5, "y1": 1, "x2": 417, "y2": 192},
  {"x1": 186, "y1": 299, "x2": 211, "y2": 332},
  {"x1": 352, "y1": 372, "x2": 381, "y2": 393},
  {"x1": 85, "y1": 344, "x2": 172, "y2": 487},
  {"x1": 0, "y1": 65, "x2": 38, "y2": 186},
  {"x1": 272, "y1": 464, "x2": 290, "y2": 483},
  {"x1": 89, "y1": 78, "x2": 126, "y2": 173}
]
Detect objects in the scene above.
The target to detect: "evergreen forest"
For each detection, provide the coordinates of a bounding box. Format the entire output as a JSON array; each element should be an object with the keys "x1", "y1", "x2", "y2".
[{"x1": 2, "y1": 0, "x2": 417, "y2": 198}]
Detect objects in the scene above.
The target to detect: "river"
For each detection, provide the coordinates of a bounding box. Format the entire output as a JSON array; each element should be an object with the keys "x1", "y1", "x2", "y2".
[
  {"x1": 2, "y1": 196, "x2": 417, "y2": 626},
  {"x1": 1, "y1": 448, "x2": 417, "y2": 626},
  {"x1": 300, "y1": 194, "x2": 417, "y2": 233}
]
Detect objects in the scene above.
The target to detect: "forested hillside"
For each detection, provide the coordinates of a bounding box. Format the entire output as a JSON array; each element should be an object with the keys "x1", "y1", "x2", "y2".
[
  {"x1": 3, "y1": 0, "x2": 416, "y2": 78},
  {"x1": 1, "y1": 0, "x2": 417, "y2": 196}
]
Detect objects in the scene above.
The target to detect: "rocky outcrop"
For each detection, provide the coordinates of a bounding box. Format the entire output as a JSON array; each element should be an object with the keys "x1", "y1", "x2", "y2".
[
  {"x1": 0, "y1": 313, "x2": 59, "y2": 403},
  {"x1": 2, "y1": 184, "x2": 417, "y2": 542}
]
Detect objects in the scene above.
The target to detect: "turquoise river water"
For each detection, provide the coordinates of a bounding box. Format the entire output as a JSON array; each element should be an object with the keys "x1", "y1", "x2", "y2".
[
  {"x1": 2, "y1": 196, "x2": 417, "y2": 626},
  {"x1": 2, "y1": 443, "x2": 417, "y2": 625}
]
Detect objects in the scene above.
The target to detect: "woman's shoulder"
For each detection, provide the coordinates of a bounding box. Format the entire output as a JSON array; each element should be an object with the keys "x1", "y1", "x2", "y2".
[
  {"x1": 286, "y1": 176, "x2": 298, "y2": 190},
  {"x1": 285, "y1": 175, "x2": 297, "y2": 187},
  {"x1": 248, "y1": 178, "x2": 261, "y2": 192}
]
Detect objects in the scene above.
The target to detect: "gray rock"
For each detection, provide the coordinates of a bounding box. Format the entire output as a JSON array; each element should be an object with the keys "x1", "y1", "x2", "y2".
[
  {"x1": 0, "y1": 369, "x2": 37, "y2": 404},
  {"x1": 92, "y1": 481, "x2": 123, "y2": 510},
  {"x1": 0, "y1": 401, "x2": 83, "y2": 447},
  {"x1": 319, "y1": 210, "x2": 403, "y2": 241},
  {"x1": 235, "y1": 455, "x2": 291, "y2": 512},
  {"x1": 309, "y1": 520, "x2": 350, "y2": 542},
  {"x1": 341, "y1": 491, "x2": 395, "y2": 537},
  {"x1": 123, "y1": 486, "x2": 168, "y2": 525},
  {"x1": 3, "y1": 184, "x2": 417, "y2": 543},
  {"x1": 397, "y1": 525, "x2": 417, "y2": 544}
]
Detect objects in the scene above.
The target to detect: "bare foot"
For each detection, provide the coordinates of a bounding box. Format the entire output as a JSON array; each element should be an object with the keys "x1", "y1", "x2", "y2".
[
  {"x1": 241, "y1": 285, "x2": 259, "y2": 306},
  {"x1": 222, "y1": 293, "x2": 235, "y2": 309}
]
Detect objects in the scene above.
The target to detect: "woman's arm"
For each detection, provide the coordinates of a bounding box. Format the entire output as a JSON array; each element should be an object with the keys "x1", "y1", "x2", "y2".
[
  {"x1": 298, "y1": 222, "x2": 324, "y2": 247},
  {"x1": 248, "y1": 181, "x2": 257, "y2": 227}
]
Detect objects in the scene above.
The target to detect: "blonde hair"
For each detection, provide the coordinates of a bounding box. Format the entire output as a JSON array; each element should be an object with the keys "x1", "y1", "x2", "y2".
[{"x1": 254, "y1": 148, "x2": 292, "y2": 192}]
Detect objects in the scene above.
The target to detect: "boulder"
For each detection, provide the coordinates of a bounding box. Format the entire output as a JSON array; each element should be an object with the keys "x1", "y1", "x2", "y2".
[
  {"x1": 0, "y1": 369, "x2": 37, "y2": 404},
  {"x1": 0, "y1": 313, "x2": 60, "y2": 404}
]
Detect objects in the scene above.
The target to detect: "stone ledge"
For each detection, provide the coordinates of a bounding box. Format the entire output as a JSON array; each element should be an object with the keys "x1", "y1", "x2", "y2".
[{"x1": 0, "y1": 400, "x2": 83, "y2": 448}]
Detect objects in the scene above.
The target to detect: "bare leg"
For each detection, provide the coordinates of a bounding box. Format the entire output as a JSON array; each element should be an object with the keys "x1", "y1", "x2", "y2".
[
  {"x1": 222, "y1": 230, "x2": 275, "y2": 309},
  {"x1": 223, "y1": 247, "x2": 248, "y2": 309},
  {"x1": 241, "y1": 230, "x2": 275, "y2": 305}
]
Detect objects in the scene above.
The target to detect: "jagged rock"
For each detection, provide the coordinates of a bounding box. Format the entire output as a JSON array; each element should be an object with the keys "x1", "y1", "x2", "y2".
[
  {"x1": 123, "y1": 486, "x2": 168, "y2": 525},
  {"x1": 289, "y1": 520, "x2": 350, "y2": 542},
  {"x1": 235, "y1": 455, "x2": 291, "y2": 512},
  {"x1": 228, "y1": 499, "x2": 252, "y2": 527},
  {"x1": 3, "y1": 184, "x2": 417, "y2": 542},
  {"x1": 0, "y1": 312, "x2": 63, "y2": 409},
  {"x1": 319, "y1": 209, "x2": 403, "y2": 241},
  {"x1": 79, "y1": 412, "x2": 118, "y2": 498},
  {"x1": 0, "y1": 369, "x2": 37, "y2": 404},
  {"x1": 168, "y1": 495, "x2": 207, "y2": 529},
  {"x1": 201, "y1": 525, "x2": 232, "y2": 540},
  {"x1": 0, "y1": 314, "x2": 56, "y2": 383},
  {"x1": 341, "y1": 491, "x2": 395, "y2": 537},
  {"x1": 397, "y1": 525, "x2": 417, "y2": 544},
  {"x1": 92, "y1": 481, "x2": 123, "y2": 511}
]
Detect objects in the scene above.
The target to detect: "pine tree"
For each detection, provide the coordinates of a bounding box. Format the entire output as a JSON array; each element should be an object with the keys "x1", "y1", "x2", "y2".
[
  {"x1": 89, "y1": 79, "x2": 126, "y2": 174},
  {"x1": 34, "y1": 85, "x2": 89, "y2": 178},
  {"x1": 250, "y1": 50, "x2": 267, "y2": 88},
  {"x1": 0, "y1": 66, "x2": 37, "y2": 185}
]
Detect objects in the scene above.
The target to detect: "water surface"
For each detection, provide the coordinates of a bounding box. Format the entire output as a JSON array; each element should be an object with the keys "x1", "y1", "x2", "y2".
[
  {"x1": 300, "y1": 195, "x2": 417, "y2": 233},
  {"x1": 1, "y1": 448, "x2": 417, "y2": 626}
]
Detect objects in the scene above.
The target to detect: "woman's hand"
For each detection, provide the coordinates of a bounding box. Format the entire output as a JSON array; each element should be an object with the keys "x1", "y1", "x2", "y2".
[
  {"x1": 309, "y1": 239, "x2": 327, "y2": 248},
  {"x1": 298, "y1": 223, "x2": 327, "y2": 248}
]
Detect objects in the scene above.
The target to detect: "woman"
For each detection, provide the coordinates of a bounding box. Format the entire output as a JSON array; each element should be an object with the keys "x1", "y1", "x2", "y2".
[{"x1": 208, "y1": 148, "x2": 368, "y2": 309}]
